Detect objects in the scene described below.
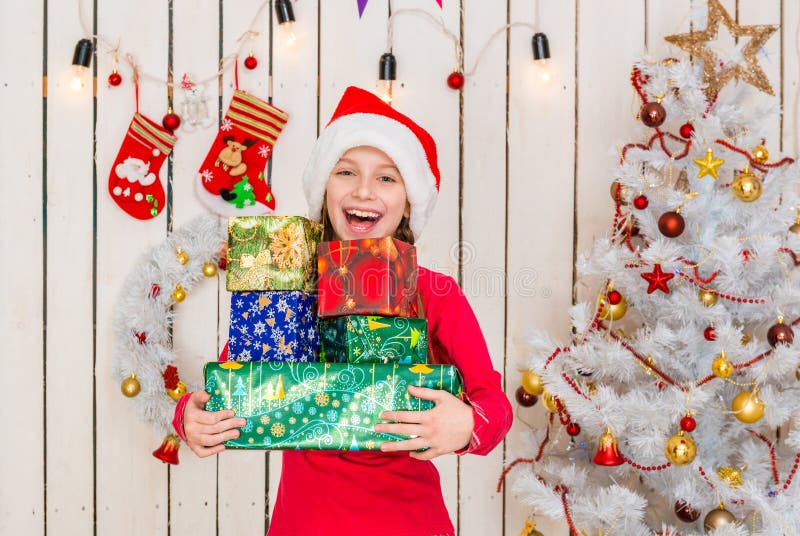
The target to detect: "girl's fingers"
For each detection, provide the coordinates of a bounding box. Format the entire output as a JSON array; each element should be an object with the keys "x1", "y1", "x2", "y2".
[
  {"x1": 199, "y1": 428, "x2": 241, "y2": 447},
  {"x1": 373, "y1": 423, "x2": 424, "y2": 437},
  {"x1": 379, "y1": 410, "x2": 426, "y2": 423},
  {"x1": 410, "y1": 448, "x2": 438, "y2": 461},
  {"x1": 380, "y1": 437, "x2": 427, "y2": 453},
  {"x1": 209, "y1": 418, "x2": 247, "y2": 434},
  {"x1": 193, "y1": 443, "x2": 226, "y2": 458}
]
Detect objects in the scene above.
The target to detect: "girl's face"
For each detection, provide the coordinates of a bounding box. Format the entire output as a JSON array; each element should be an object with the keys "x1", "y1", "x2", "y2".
[{"x1": 325, "y1": 146, "x2": 410, "y2": 240}]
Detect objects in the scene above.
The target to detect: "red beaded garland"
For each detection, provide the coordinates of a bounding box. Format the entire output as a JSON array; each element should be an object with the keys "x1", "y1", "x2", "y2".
[
  {"x1": 703, "y1": 325, "x2": 717, "y2": 341},
  {"x1": 108, "y1": 71, "x2": 122, "y2": 86},
  {"x1": 244, "y1": 55, "x2": 258, "y2": 70},
  {"x1": 633, "y1": 194, "x2": 649, "y2": 209},
  {"x1": 680, "y1": 415, "x2": 696, "y2": 432},
  {"x1": 566, "y1": 422, "x2": 581, "y2": 436},
  {"x1": 447, "y1": 71, "x2": 465, "y2": 90},
  {"x1": 679, "y1": 122, "x2": 694, "y2": 139}
]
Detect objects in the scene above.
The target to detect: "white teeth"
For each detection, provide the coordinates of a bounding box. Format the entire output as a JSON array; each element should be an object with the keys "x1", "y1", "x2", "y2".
[{"x1": 346, "y1": 209, "x2": 381, "y2": 219}]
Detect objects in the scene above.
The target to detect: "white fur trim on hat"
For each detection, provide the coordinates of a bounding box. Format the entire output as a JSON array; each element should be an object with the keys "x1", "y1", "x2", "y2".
[{"x1": 302, "y1": 112, "x2": 438, "y2": 240}]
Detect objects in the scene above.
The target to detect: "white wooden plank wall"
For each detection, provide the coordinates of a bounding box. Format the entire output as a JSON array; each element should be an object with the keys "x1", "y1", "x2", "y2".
[{"x1": 1, "y1": 1, "x2": 796, "y2": 535}]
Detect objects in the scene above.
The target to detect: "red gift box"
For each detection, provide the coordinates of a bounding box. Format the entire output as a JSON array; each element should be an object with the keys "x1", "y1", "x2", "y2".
[{"x1": 317, "y1": 237, "x2": 418, "y2": 318}]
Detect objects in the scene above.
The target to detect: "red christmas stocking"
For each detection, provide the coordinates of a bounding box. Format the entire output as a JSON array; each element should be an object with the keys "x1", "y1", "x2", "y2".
[
  {"x1": 108, "y1": 113, "x2": 177, "y2": 220},
  {"x1": 195, "y1": 90, "x2": 288, "y2": 216}
]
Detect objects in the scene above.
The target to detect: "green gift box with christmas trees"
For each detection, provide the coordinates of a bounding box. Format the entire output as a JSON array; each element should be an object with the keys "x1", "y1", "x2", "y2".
[
  {"x1": 319, "y1": 315, "x2": 428, "y2": 364},
  {"x1": 204, "y1": 361, "x2": 463, "y2": 450},
  {"x1": 226, "y1": 216, "x2": 322, "y2": 292}
]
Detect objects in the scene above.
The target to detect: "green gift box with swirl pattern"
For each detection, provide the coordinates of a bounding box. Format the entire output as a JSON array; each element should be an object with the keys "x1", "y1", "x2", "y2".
[
  {"x1": 203, "y1": 361, "x2": 462, "y2": 450},
  {"x1": 226, "y1": 216, "x2": 322, "y2": 292},
  {"x1": 319, "y1": 315, "x2": 428, "y2": 364}
]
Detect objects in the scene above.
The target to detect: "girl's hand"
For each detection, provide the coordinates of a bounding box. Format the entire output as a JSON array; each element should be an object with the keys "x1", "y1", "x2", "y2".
[
  {"x1": 183, "y1": 390, "x2": 247, "y2": 458},
  {"x1": 374, "y1": 385, "x2": 474, "y2": 460}
]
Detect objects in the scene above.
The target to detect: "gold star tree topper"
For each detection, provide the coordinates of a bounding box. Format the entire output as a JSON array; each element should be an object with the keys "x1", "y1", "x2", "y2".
[{"x1": 664, "y1": 0, "x2": 778, "y2": 97}]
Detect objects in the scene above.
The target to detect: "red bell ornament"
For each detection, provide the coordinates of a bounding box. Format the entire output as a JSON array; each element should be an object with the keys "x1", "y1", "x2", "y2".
[
  {"x1": 153, "y1": 434, "x2": 181, "y2": 464},
  {"x1": 593, "y1": 427, "x2": 625, "y2": 466}
]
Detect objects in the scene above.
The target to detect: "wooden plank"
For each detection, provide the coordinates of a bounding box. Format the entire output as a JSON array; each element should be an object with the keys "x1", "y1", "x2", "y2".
[
  {"x1": 390, "y1": 0, "x2": 462, "y2": 522},
  {"x1": 505, "y1": 0, "x2": 577, "y2": 534},
  {"x1": 169, "y1": 1, "x2": 221, "y2": 534},
  {"x1": 94, "y1": 1, "x2": 171, "y2": 533},
  {"x1": 216, "y1": 2, "x2": 269, "y2": 534},
  {"x1": 784, "y1": 0, "x2": 800, "y2": 154},
  {"x1": 0, "y1": 1, "x2": 44, "y2": 535},
  {"x1": 42, "y1": 0, "x2": 95, "y2": 533},
  {"x1": 268, "y1": 0, "x2": 321, "y2": 521},
  {"x1": 738, "y1": 0, "x2": 783, "y2": 146},
  {"x1": 459, "y1": 0, "x2": 507, "y2": 534}
]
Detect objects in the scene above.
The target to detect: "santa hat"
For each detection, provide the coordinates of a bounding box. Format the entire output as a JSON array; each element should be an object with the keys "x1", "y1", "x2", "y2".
[{"x1": 302, "y1": 86, "x2": 440, "y2": 240}]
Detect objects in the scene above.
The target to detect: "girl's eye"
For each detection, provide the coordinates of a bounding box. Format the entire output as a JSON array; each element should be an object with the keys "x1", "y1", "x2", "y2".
[
  {"x1": 378, "y1": 175, "x2": 396, "y2": 183},
  {"x1": 336, "y1": 170, "x2": 355, "y2": 176}
]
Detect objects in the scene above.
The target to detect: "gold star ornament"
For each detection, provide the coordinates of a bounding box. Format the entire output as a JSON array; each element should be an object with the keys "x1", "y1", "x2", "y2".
[
  {"x1": 694, "y1": 147, "x2": 725, "y2": 179},
  {"x1": 664, "y1": 0, "x2": 777, "y2": 97}
]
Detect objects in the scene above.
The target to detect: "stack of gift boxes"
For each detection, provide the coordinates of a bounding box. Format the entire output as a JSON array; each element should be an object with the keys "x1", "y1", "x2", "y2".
[{"x1": 205, "y1": 216, "x2": 462, "y2": 451}]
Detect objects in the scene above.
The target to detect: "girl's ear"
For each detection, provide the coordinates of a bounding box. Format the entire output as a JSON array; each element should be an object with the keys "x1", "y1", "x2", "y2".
[{"x1": 403, "y1": 201, "x2": 411, "y2": 219}]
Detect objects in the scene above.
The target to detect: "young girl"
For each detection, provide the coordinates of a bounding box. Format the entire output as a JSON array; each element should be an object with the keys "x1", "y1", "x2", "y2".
[{"x1": 173, "y1": 86, "x2": 513, "y2": 536}]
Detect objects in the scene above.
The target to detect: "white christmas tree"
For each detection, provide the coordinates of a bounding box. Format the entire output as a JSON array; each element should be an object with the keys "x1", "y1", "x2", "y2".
[{"x1": 511, "y1": 2, "x2": 800, "y2": 535}]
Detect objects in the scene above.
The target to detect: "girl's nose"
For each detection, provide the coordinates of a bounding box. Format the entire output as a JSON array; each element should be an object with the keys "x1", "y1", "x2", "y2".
[{"x1": 353, "y1": 175, "x2": 376, "y2": 200}]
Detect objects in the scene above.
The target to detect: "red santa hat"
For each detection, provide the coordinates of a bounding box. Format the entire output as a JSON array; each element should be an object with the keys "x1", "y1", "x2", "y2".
[{"x1": 302, "y1": 86, "x2": 440, "y2": 240}]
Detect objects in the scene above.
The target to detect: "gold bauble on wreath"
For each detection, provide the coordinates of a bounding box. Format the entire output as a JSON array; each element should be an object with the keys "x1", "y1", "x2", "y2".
[
  {"x1": 664, "y1": 431, "x2": 697, "y2": 465},
  {"x1": 731, "y1": 388, "x2": 765, "y2": 423},
  {"x1": 541, "y1": 390, "x2": 560, "y2": 413},
  {"x1": 202, "y1": 262, "x2": 218, "y2": 277},
  {"x1": 172, "y1": 284, "x2": 187, "y2": 303},
  {"x1": 598, "y1": 293, "x2": 627, "y2": 321},
  {"x1": 167, "y1": 380, "x2": 187, "y2": 401},
  {"x1": 703, "y1": 502, "x2": 736, "y2": 533},
  {"x1": 121, "y1": 373, "x2": 141, "y2": 398},
  {"x1": 519, "y1": 519, "x2": 544, "y2": 536},
  {"x1": 731, "y1": 168, "x2": 763, "y2": 202},
  {"x1": 521, "y1": 370, "x2": 545, "y2": 396},
  {"x1": 698, "y1": 289, "x2": 718, "y2": 307}
]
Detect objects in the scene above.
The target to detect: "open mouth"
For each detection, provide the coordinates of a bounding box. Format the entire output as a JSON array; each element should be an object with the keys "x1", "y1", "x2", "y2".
[{"x1": 344, "y1": 208, "x2": 383, "y2": 233}]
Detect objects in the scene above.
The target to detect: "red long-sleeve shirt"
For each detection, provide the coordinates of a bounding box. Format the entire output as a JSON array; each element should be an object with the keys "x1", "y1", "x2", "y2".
[{"x1": 173, "y1": 266, "x2": 513, "y2": 536}]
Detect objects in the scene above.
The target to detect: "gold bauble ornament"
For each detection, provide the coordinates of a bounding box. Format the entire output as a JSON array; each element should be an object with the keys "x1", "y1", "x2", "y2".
[
  {"x1": 172, "y1": 284, "x2": 187, "y2": 303},
  {"x1": 731, "y1": 168, "x2": 763, "y2": 202},
  {"x1": 790, "y1": 214, "x2": 800, "y2": 235},
  {"x1": 541, "y1": 390, "x2": 560, "y2": 413},
  {"x1": 610, "y1": 181, "x2": 629, "y2": 205},
  {"x1": 752, "y1": 144, "x2": 769, "y2": 164},
  {"x1": 698, "y1": 289, "x2": 718, "y2": 307},
  {"x1": 712, "y1": 351, "x2": 733, "y2": 379},
  {"x1": 176, "y1": 248, "x2": 189, "y2": 265},
  {"x1": 731, "y1": 388, "x2": 764, "y2": 423},
  {"x1": 121, "y1": 373, "x2": 141, "y2": 398},
  {"x1": 598, "y1": 293, "x2": 627, "y2": 321},
  {"x1": 717, "y1": 465, "x2": 744, "y2": 488},
  {"x1": 664, "y1": 431, "x2": 697, "y2": 465},
  {"x1": 202, "y1": 262, "x2": 218, "y2": 277},
  {"x1": 167, "y1": 380, "x2": 187, "y2": 401},
  {"x1": 703, "y1": 502, "x2": 736, "y2": 533},
  {"x1": 519, "y1": 519, "x2": 544, "y2": 536},
  {"x1": 521, "y1": 370, "x2": 545, "y2": 396}
]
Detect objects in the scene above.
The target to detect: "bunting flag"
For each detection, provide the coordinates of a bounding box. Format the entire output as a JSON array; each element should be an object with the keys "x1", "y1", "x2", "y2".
[{"x1": 358, "y1": 0, "x2": 442, "y2": 18}]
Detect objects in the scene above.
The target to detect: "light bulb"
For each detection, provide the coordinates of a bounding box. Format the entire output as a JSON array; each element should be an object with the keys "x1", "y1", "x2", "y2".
[
  {"x1": 280, "y1": 22, "x2": 297, "y2": 47},
  {"x1": 70, "y1": 64, "x2": 89, "y2": 91},
  {"x1": 378, "y1": 80, "x2": 393, "y2": 104},
  {"x1": 535, "y1": 59, "x2": 552, "y2": 83}
]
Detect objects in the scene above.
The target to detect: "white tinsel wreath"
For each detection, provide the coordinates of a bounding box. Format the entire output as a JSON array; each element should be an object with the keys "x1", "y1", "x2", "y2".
[{"x1": 112, "y1": 215, "x2": 227, "y2": 439}]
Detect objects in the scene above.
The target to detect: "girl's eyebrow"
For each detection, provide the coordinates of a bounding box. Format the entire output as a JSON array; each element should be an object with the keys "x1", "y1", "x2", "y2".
[{"x1": 336, "y1": 158, "x2": 399, "y2": 173}]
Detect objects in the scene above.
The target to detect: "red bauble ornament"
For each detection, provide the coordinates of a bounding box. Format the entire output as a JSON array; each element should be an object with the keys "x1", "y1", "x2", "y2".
[
  {"x1": 218, "y1": 257, "x2": 228, "y2": 270},
  {"x1": 704, "y1": 325, "x2": 717, "y2": 341},
  {"x1": 658, "y1": 211, "x2": 685, "y2": 237},
  {"x1": 679, "y1": 122, "x2": 694, "y2": 139},
  {"x1": 607, "y1": 290, "x2": 622, "y2": 305},
  {"x1": 675, "y1": 500, "x2": 701, "y2": 523},
  {"x1": 515, "y1": 386, "x2": 538, "y2": 407},
  {"x1": 566, "y1": 422, "x2": 581, "y2": 436},
  {"x1": 244, "y1": 55, "x2": 258, "y2": 70},
  {"x1": 633, "y1": 194, "x2": 649, "y2": 210},
  {"x1": 641, "y1": 263, "x2": 674, "y2": 294},
  {"x1": 162, "y1": 112, "x2": 181, "y2": 132},
  {"x1": 640, "y1": 101, "x2": 666, "y2": 128},
  {"x1": 447, "y1": 71, "x2": 465, "y2": 90},
  {"x1": 767, "y1": 320, "x2": 794, "y2": 348},
  {"x1": 680, "y1": 415, "x2": 697, "y2": 432},
  {"x1": 108, "y1": 71, "x2": 122, "y2": 87}
]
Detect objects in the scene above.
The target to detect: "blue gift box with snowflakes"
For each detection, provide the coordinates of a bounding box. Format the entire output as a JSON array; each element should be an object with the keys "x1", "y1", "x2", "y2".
[{"x1": 228, "y1": 290, "x2": 319, "y2": 362}]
